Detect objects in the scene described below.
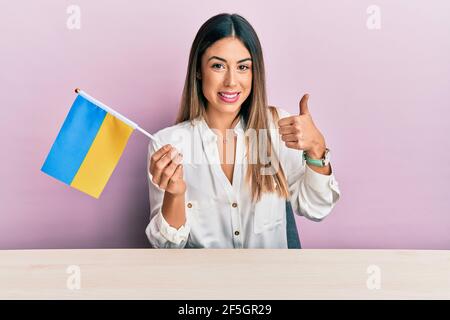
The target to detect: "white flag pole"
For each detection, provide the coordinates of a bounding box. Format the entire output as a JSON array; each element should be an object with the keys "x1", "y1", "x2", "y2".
[{"x1": 74, "y1": 88, "x2": 163, "y2": 148}]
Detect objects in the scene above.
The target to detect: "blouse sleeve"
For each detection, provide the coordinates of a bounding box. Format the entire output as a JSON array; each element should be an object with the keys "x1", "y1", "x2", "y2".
[
  {"x1": 274, "y1": 107, "x2": 341, "y2": 222},
  {"x1": 145, "y1": 138, "x2": 191, "y2": 248}
]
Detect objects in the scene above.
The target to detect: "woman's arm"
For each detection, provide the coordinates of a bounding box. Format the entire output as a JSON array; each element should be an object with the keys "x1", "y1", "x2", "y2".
[
  {"x1": 162, "y1": 192, "x2": 186, "y2": 229},
  {"x1": 273, "y1": 103, "x2": 341, "y2": 222},
  {"x1": 146, "y1": 141, "x2": 190, "y2": 248},
  {"x1": 278, "y1": 94, "x2": 332, "y2": 176}
]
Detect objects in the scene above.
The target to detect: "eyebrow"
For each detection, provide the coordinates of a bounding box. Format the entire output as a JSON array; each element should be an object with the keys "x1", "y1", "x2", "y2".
[{"x1": 207, "y1": 56, "x2": 252, "y2": 64}]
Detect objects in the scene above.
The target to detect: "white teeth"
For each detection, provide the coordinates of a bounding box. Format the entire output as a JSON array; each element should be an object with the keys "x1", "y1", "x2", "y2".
[{"x1": 220, "y1": 93, "x2": 239, "y2": 99}]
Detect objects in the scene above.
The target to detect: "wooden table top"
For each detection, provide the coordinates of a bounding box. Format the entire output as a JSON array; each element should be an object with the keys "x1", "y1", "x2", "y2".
[{"x1": 1, "y1": 249, "x2": 449, "y2": 299}]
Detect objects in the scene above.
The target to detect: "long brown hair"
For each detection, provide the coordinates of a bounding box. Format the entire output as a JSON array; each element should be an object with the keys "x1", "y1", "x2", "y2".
[{"x1": 176, "y1": 13, "x2": 289, "y2": 203}]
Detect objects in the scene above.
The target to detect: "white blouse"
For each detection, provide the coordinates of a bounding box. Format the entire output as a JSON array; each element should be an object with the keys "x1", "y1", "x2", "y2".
[{"x1": 145, "y1": 107, "x2": 341, "y2": 248}]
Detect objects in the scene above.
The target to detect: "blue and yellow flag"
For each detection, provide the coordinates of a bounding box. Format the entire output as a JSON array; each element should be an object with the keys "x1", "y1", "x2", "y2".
[{"x1": 41, "y1": 90, "x2": 138, "y2": 198}]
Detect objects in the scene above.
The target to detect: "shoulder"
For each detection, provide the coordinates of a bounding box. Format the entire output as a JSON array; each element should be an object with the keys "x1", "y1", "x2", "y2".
[{"x1": 154, "y1": 120, "x2": 194, "y2": 142}]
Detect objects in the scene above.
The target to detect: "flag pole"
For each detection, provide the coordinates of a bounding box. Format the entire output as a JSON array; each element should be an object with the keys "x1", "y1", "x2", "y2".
[{"x1": 74, "y1": 88, "x2": 162, "y2": 148}]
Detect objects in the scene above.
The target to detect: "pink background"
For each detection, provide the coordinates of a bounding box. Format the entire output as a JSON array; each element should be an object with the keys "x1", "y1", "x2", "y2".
[{"x1": 1, "y1": 1, "x2": 449, "y2": 249}]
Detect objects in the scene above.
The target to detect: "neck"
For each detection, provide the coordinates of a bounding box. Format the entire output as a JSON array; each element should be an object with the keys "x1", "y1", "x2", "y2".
[{"x1": 204, "y1": 106, "x2": 241, "y2": 132}]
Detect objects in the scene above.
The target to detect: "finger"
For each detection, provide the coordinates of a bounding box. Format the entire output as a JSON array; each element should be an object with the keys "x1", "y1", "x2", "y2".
[
  {"x1": 278, "y1": 125, "x2": 296, "y2": 135},
  {"x1": 299, "y1": 93, "x2": 310, "y2": 115},
  {"x1": 152, "y1": 144, "x2": 173, "y2": 161},
  {"x1": 285, "y1": 141, "x2": 301, "y2": 150},
  {"x1": 281, "y1": 134, "x2": 299, "y2": 142},
  {"x1": 170, "y1": 164, "x2": 183, "y2": 183},
  {"x1": 150, "y1": 144, "x2": 172, "y2": 172},
  {"x1": 152, "y1": 148, "x2": 178, "y2": 184},
  {"x1": 159, "y1": 153, "x2": 183, "y2": 189},
  {"x1": 277, "y1": 116, "x2": 297, "y2": 127}
]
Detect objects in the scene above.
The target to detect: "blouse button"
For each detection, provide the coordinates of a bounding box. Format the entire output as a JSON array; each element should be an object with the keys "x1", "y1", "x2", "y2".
[
  {"x1": 232, "y1": 202, "x2": 238, "y2": 208},
  {"x1": 187, "y1": 203, "x2": 192, "y2": 208},
  {"x1": 234, "y1": 231, "x2": 240, "y2": 236}
]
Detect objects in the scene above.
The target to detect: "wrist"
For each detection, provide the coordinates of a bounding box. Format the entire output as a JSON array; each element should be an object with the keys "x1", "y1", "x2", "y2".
[
  {"x1": 164, "y1": 180, "x2": 187, "y2": 197},
  {"x1": 306, "y1": 145, "x2": 326, "y2": 159},
  {"x1": 165, "y1": 189, "x2": 186, "y2": 198},
  {"x1": 303, "y1": 146, "x2": 331, "y2": 168}
]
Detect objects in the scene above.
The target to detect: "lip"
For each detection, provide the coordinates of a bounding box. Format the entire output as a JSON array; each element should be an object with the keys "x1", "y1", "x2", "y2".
[{"x1": 218, "y1": 92, "x2": 241, "y2": 103}]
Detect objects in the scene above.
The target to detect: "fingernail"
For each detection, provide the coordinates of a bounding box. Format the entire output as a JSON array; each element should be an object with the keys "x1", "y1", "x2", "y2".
[{"x1": 170, "y1": 149, "x2": 178, "y2": 158}]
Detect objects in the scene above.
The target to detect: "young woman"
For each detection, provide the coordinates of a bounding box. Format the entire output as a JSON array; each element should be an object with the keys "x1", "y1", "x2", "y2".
[{"x1": 146, "y1": 13, "x2": 340, "y2": 248}]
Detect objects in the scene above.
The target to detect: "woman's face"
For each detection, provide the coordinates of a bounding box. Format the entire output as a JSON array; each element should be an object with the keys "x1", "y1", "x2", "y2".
[{"x1": 200, "y1": 37, "x2": 252, "y2": 116}]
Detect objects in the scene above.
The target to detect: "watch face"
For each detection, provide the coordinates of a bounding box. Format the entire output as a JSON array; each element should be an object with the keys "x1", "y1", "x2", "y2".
[{"x1": 324, "y1": 148, "x2": 331, "y2": 165}]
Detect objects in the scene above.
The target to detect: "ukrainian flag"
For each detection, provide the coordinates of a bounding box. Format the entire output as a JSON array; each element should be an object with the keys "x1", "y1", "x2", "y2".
[{"x1": 41, "y1": 90, "x2": 135, "y2": 198}]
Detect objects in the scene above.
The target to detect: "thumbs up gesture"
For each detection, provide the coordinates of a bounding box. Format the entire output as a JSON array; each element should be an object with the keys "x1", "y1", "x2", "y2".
[{"x1": 277, "y1": 94, "x2": 327, "y2": 159}]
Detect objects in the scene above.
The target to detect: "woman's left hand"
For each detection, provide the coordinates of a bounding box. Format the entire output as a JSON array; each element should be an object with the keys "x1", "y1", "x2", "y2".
[{"x1": 278, "y1": 94, "x2": 327, "y2": 159}]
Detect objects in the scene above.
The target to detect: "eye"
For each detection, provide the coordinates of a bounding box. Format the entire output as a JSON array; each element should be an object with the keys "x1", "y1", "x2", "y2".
[
  {"x1": 238, "y1": 65, "x2": 250, "y2": 71},
  {"x1": 212, "y1": 63, "x2": 225, "y2": 70}
]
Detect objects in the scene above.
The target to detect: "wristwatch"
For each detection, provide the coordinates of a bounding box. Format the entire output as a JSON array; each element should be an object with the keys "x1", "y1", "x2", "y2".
[{"x1": 303, "y1": 148, "x2": 331, "y2": 167}]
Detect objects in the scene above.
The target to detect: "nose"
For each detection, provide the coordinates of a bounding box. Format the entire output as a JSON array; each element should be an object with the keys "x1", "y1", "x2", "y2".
[{"x1": 224, "y1": 68, "x2": 237, "y2": 87}]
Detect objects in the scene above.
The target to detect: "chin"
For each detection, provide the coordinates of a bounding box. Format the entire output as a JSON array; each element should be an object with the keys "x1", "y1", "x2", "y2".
[{"x1": 217, "y1": 104, "x2": 242, "y2": 114}]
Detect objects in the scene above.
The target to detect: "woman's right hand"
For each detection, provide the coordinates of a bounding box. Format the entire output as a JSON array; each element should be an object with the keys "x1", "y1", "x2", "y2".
[{"x1": 149, "y1": 144, "x2": 186, "y2": 196}]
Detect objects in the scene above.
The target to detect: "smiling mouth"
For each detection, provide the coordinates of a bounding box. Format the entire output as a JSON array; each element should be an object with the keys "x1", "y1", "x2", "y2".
[
  {"x1": 218, "y1": 92, "x2": 241, "y2": 103},
  {"x1": 218, "y1": 92, "x2": 240, "y2": 99}
]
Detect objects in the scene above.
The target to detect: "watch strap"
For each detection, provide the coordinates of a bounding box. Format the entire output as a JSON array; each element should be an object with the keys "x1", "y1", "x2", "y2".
[{"x1": 303, "y1": 149, "x2": 329, "y2": 167}]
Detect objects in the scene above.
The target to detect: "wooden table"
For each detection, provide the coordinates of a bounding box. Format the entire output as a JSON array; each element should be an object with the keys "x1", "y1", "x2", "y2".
[{"x1": 0, "y1": 249, "x2": 449, "y2": 299}]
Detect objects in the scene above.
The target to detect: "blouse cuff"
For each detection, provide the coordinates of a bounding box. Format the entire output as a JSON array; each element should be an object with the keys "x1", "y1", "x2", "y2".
[
  {"x1": 158, "y1": 211, "x2": 191, "y2": 245},
  {"x1": 304, "y1": 164, "x2": 338, "y2": 193}
]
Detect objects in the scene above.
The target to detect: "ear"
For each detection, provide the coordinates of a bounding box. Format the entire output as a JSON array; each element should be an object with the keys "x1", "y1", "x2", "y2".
[{"x1": 196, "y1": 72, "x2": 202, "y2": 80}]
